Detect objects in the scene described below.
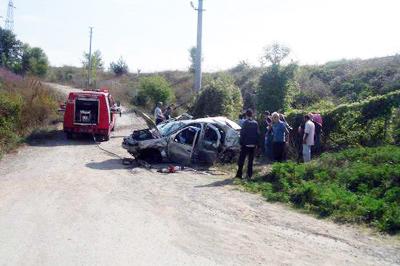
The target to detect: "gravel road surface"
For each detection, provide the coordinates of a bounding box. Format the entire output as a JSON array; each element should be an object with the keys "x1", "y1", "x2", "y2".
[{"x1": 0, "y1": 84, "x2": 399, "y2": 265}]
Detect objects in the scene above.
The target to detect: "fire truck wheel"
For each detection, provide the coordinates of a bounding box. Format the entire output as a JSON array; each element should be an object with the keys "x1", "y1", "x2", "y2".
[
  {"x1": 103, "y1": 134, "x2": 110, "y2": 141},
  {"x1": 66, "y1": 132, "x2": 73, "y2": 140}
]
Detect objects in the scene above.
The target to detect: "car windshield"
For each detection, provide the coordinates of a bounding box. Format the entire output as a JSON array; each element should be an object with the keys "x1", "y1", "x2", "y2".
[{"x1": 157, "y1": 121, "x2": 185, "y2": 137}]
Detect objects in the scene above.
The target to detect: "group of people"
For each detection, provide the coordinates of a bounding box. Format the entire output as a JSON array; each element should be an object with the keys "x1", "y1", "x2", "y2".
[
  {"x1": 154, "y1": 102, "x2": 175, "y2": 125},
  {"x1": 236, "y1": 109, "x2": 318, "y2": 179}
]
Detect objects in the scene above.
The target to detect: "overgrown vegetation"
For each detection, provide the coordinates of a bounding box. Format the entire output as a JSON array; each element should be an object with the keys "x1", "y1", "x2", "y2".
[
  {"x1": 191, "y1": 75, "x2": 242, "y2": 119},
  {"x1": 110, "y1": 57, "x2": 129, "y2": 76},
  {"x1": 0, "y1": 69, "x2": 62, "y2": 156},
  {"x1": 0, "y1": 27, "x2": 49, "y2": 77},
  {"x1": 134, "y1": 76, "x2": 174, "y2": 109},
  {"x1": 240, "y1": 146, "x2": 400, "y2": 234},
  {"x1": 256, "y1": 43, "x2": 298, "y2": 113},
  {"x1": 285, "y1": 90, "x2": 400, "y2": 153}
]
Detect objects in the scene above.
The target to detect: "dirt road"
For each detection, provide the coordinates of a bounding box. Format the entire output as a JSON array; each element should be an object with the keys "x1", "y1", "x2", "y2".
[{"x1": 0, "y1": 85, "x2": 399, "y2": 265}]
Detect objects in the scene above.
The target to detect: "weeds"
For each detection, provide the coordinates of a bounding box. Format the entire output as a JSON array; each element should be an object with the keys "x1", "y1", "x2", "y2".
[
  {"x1": 240, "y1": 146, "x2": 400, "y2": 234},
  {"x1": 0, "y1": 72, "x2": 62, "y2": 157}
]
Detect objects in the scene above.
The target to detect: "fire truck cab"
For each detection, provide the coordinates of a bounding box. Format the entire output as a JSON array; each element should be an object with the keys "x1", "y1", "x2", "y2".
[{"x1": 63, "y1": 89, "x2": 120, "y2": 141}]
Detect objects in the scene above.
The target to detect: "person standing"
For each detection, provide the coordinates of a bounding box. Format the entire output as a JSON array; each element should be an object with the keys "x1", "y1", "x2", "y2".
[
  {"x1": 236, "y1": 109, "x2": 259, "y2": 179},
  {"x1": 154, "y1": 102, "x2": 164, "y2": 125},
  {"x1": 271, "y1": 112, "x2": 288, "y2": 162},
  {"x1": 263, "y1": 111, "x2": 273, "y2": 160},
  {"x1": 303, "y1": 114, "x2": 315, "y2": 162},
  {"x1": 163, "y1": 104, "x2": 174, "y2": 121}
]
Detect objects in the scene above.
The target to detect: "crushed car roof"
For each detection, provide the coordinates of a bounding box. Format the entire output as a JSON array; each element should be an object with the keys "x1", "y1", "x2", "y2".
[{"x1": 134, "y1": 109, "x2": 241, "y2": 132}]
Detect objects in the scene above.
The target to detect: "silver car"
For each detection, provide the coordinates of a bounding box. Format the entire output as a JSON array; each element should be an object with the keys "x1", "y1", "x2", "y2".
[{"x1": 122, "y1": 110, "x2": 241, "y2": 165}]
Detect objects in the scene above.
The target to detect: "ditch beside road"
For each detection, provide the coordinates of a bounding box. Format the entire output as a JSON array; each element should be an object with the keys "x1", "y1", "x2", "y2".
[{"x1": 0, "y1": 84, "x2": 399, "y2": 265}]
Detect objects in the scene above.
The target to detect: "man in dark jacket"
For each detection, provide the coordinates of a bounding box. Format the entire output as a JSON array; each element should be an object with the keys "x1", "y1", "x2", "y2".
[{"x1": 236, "y1": 109, "x2": 259, "y2": 179}]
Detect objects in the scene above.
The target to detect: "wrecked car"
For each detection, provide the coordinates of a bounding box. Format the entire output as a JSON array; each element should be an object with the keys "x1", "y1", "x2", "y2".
[{"x1": 122, "y1": 110, "x2": 241, "y2": 165}]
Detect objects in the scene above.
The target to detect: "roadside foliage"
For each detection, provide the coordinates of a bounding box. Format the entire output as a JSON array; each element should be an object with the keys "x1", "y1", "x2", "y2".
[
  {"x1": 0, "y1": 69, "x2": 61, "y2": 156},
  {"x1": 241, "y1": 146, "x2": 400, "y2": 234}
]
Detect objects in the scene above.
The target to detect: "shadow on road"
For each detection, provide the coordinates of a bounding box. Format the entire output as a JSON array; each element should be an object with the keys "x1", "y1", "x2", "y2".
[
  {"x1": 27, "y1": 130, "x2": 96, "y2": 147},
  {"x1": 86, "y1": 159, "x2": 131, "y2": 170},
  {"x1": 195, "y1": 178, "x2": 234, "y2": 188}
]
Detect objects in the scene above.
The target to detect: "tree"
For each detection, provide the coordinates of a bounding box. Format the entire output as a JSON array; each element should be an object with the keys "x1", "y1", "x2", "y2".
[
  {"x1": 261, "y1": 42, "x2": 290, "y2": 66},
  {"x1": 188, "y1": 47, "x2": 196, "y2": 73},
  {"x1": 188, "y1": 46, "x2": 203, "y2": 74},
  {"x1": 256, "y1": 43, "x2": 297, "y2": 112},
  {"x1": 20, "y1": 44, "x2": 49, "y2": 77},
  {"x1": 0, "y1": 27, "x2": 22, "y2": 71},
  {"x1": 136, "y1": 76, "x2": 174, "y2": 107},
  {"x1": 110, "y1": 57, "x2": 129, "y2": 76},
  {"x1": 82, "y1": 50, "x2": 104, "y2": 85},
  {"x1": 192, "y1": 74, "x2": 243, "y2": 119}
]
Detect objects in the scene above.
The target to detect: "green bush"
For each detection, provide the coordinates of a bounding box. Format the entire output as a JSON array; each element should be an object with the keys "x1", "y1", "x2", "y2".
[
  {"x1": 285, "y1": 90, "x2": 400, "y2": 153},
  {"x1": 135, "y1": 76, "x2": 174, "y2": 108},
  {"x1": 192, "y1": 75, "x2": 242, "y2": 119},
  {"x1": 0, "y1": 77, "x2": 60, "y2": 156},
  {"x1": 110, "y1": 57, "x2": 129, "y2": 76},
  {"x1": 241, "y1": 146, "x2": 400, "y2": 234}
]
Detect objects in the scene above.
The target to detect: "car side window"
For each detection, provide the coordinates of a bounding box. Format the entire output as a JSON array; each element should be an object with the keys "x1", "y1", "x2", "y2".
[
  {"x1": 204, "y1": 125, "x2": 218, "y2": 142},
  {"x1": 174, "y1": 127, "x2": 199, "y2": 146},
  {"x1": 203, "y1": 125, "x2": 220, "y2": 149}
]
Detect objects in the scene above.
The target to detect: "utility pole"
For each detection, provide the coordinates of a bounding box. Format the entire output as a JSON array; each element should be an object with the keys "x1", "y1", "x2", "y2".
[
  {"x1": 191, "y1": 0, "x2": 204, "y2": 92},
  {"x1": 5, "y1": 0, "x2": 15, "y2": 32},
  {"x1": 87, "y1": 27, "x2": 93, "y2": 89}
]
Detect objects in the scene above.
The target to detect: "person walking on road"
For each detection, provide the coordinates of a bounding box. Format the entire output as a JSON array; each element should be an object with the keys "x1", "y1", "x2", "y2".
[
  {"x1": 303, "y1": 114, "x2": 315, "y2": 162},
  {"x1": 236, "y1": 109, "x2": 259, "y2": 179},
  {"x1": 154, "y1": 102, "x2": 164, "y2": 125},
  {"x1": 271, "y1": 112, "x2": 288, "y2": 162}
]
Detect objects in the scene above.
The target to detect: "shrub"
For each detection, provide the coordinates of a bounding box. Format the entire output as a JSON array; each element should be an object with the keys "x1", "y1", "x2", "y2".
[
  {"x1": 285, "y1": 90, "x2": 400, "y2": 154},
  {"x1": 192, "y1": 75, "x2": 242, "y2": 119},
  {"x1": 256, "y1": 63, "x2": 297, "y2": 113},
  {"x1": 241, "y1": 146, "x2": 400, "y2": 234},
  {"x1": 0, "y1": 74, "x2": 60, "y2": 156},
  {"x1": 135, "y1": 76, "x2": 174, "y2": 108},
  {"x1": 110, "y1": 57, "x2": 129, "y2": 76}
]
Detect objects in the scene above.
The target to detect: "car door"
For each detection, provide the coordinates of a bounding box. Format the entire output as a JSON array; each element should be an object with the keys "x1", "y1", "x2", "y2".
[
  {"x1": 167, "y1": 126, "x2": 201, "y2": 165},
  {"x1": 197, "y1": 123, "x2": 221, "y2": 164}
]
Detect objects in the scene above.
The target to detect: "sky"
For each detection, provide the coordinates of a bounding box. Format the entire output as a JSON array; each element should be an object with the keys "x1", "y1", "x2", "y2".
[{"x1": 6, "y1": 0, "x2": 400, "y2": 72}]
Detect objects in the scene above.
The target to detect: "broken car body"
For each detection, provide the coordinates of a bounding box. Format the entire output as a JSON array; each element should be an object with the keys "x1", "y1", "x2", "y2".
[{"x1": 122, "y1": 110, "x2": 241, "y2": 165}]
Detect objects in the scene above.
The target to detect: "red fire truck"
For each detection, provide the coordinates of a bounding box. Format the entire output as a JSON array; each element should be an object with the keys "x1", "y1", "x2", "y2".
[{"x1": 62, "y1": 89, "x2": 120, "y2": 141}]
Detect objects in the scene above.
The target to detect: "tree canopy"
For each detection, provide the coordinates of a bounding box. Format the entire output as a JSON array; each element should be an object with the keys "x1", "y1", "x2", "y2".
[
  {"x1": 0, "y1": 28, "x2": 49, "y2": 77},
  {"x1": 257, "y1": 43, "x2": 298, "y2": 113},
  {"x1": 192, "y1": 74, "x2": 243, "y2": 119},
  {"x1": 136, "y1": 76, "x2": 174, "y2": 107},
  {"x1": 110, "y1": 57, "x2": 129, "y2": 76}
]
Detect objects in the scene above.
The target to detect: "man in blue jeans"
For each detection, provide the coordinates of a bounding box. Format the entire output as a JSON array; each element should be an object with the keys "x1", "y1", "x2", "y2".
[{"x1": 236, "y1": 109, "x2": 259, "y2": 179}]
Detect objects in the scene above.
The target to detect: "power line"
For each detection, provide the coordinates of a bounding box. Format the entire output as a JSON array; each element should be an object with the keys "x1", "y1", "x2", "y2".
[{"x1": 5, "y1": 0, "x2": 15, "y2": 32}]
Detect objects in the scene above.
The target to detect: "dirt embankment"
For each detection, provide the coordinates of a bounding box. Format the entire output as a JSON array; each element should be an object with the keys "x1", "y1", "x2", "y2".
[{"x1": 0, "y1": 84, "x2": 398, "y2": 265}]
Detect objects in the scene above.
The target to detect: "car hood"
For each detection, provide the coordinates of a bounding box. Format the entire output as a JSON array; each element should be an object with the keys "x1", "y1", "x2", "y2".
[{"x1": 133, "y1": 109, "x2": 161, "y2": 135}]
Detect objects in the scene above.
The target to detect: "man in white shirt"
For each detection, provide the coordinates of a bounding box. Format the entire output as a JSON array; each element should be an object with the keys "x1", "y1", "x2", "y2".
[
  {"x1": 303, "y1": 114, "x2": 315, "y2": 162},
  {"x1": 154, "y1": 102, "x2": 164, "y2": 125}
]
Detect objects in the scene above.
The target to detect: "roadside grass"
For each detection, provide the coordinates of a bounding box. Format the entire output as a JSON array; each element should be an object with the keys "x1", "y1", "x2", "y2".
[
  {"x1": 234, "y1": 146, "x2": 400, "y2": 234},
  {"x1": 0, "y1": 74, "x2": 62, "y2": 158}
]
